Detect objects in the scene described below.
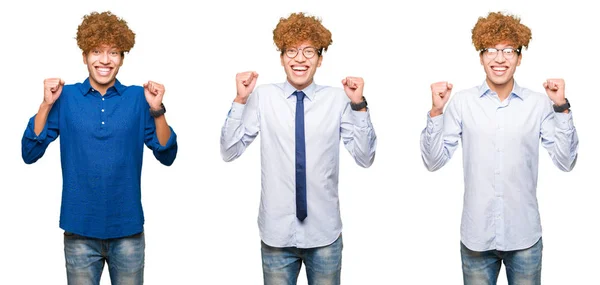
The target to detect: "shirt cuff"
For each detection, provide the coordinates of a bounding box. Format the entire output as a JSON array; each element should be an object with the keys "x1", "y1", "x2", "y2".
[
  {"x1": 350, "y1": 109, "x2": 371, "y2": 128},
  {"x1": 554, "y1": 111, "x2": 574, "y2": 131},
  {"x1": 427, "y1": 111, "x2": 444, "y2": 133},
  {"x1": 227, "y1": 102, "x2": 246, "y2": 120}
]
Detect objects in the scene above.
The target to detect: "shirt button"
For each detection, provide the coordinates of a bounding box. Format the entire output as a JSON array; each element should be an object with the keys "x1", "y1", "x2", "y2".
[
  {"x1": 101, "y1": 109, "x2": 105, "y2": 112},
  {"x1": 101, "y1": 122, "x2": 105, "y2": 125},
  {"x1": 495, "y1": 170, "x2": 500, "y2": 174},
  {"x1": 102, "y1": 98, "x2": 105, "y2": 101}
]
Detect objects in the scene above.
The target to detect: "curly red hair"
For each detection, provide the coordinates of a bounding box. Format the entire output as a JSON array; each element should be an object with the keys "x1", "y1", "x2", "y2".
[
  {"x1": 472, "y1": 12, "x2": 532, "y2": 51},
  {"x1": 273, "y1": 12, "x2": 332, "y2": 54},
  {"x1": 76, "y1": 11, "x2": 135, "y2": 53}
]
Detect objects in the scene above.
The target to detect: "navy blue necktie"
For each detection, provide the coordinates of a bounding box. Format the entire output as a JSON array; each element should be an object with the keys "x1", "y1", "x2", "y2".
[{"x1": 294, "y1": 91, "x2": 307, "y2": 221}]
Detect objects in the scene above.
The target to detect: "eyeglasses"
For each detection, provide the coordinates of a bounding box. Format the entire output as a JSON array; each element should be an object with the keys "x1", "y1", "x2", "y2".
[
  {"x1": 284, "y1": 47, "x2": 321, "y2": 59},
  {"x1": 481, "y1": 47, "x2": 521, "y2": 59}
]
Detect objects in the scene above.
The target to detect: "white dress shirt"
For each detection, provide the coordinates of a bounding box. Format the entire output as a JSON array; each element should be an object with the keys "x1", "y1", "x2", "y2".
[
  {"x1": 221, "y1": 81, "x2": 377, "y2": 248},
  {"x1": 421, "y1": 81, "x2": 578, "y2": 251}
]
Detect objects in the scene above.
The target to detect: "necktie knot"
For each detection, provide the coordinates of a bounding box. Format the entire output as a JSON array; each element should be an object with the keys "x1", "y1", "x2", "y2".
[{"x1": 294, "y1": 91, "x2": 305, "y2": 102}]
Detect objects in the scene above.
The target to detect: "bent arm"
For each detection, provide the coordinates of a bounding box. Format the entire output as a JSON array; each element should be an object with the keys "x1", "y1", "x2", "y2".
[
  {"x1": 22, "y1": 102, "x2": 60, "y2": 164},
  {"x1": 540, "y1": 103, "x2": 579, "y2": 172},
  {"x1": 340, "y1": 104, "x2": 377, "y2": 168},
  {"x1": 420, "y1": 98, "x2": 461, "y2": 171},
  {"x1": 220, "y1": 93, "x2": 260, "y2": 162}
]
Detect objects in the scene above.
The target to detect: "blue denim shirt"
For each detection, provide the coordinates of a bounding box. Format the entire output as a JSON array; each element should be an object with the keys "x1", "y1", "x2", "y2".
[{"x1": 22, "y1": 78, "x2": 177, "y2": 239}]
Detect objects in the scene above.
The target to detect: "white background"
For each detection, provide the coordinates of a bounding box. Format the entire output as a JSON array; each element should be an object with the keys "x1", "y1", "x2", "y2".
[{"x1": 1, "y1": 0, "x2": 598, "y2": 284}]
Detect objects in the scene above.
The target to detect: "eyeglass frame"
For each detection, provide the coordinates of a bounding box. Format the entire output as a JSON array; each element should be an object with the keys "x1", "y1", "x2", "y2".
[
  {"x1": 281, "y1": 46, "x2": 323, "y2": 59},
  {"x1": 479, "y1": 47, "x2": 522, "y2": 59}
]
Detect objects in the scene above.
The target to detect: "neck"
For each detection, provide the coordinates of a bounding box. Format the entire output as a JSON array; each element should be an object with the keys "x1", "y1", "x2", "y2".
[
  {"x1": 487, "y1": 77, "x2": 514, "y2": 101},
  {"x1": 90, "y1": 80, "x2": 115, "y2": 96},
  {"x1": 288, "y1": 78, "x2": 312, "y2": 91}
]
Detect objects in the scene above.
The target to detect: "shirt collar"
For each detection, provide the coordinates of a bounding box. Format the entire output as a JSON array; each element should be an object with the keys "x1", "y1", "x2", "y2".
[
  {"x1": 284, "y1": 80, "x2": 317, "y2": 101},
  {"x1": 478, "y1": 80, "x2": 528, "y2": 100},
  {"x1": 80, "y1": 78, "x2": 125, "y2": 96}
]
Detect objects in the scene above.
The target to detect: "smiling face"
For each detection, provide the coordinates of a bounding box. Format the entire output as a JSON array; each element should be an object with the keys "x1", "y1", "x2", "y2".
[
  {"x1": 83, "y1": 44, "x2": 123, "y2": 94},
  {"x1": 280, "y1": 41, "x2": 322, "y2": 90},
  {"x1": 480, "y1": 42, "x2": 522, "y2": 93}
]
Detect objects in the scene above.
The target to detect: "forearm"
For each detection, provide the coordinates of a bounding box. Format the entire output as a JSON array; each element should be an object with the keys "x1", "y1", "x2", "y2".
[
  {"x1": 154, "y1": 115, "x2": 171, "y2": 147},
  {"x1": 341, "y1": 110, "x2": 376, "y2": 167},
  {"x1": 420, "y1": 127, "x2": 449, "y2": 171},
  {"x1": 420, "y1": 113, "x2": 455, "y2": 171},
  {"x1": 220, "y1": 102, "x2": 258, "y2": 162},
  {"x1": 34, "y1": 103, "x2": 53, "y2": 136},
  {"x1": 350, "y1": 124, "x2": 377, "y2": 167},
  {"x1": 547, "y1": 112, "x2": 579, "y2": 171},
  {"x1": 220, "y1": 117, "x2": 250, "y2": 162}
]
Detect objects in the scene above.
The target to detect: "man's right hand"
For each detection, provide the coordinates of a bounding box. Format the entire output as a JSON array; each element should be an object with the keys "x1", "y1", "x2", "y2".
[
  {"x1": 234, "y1": 71, "x2": 258, "y2": 104},
  {"x1": 430, "y1": 81, "x2": 453, "y2": 117},
  {"x1": 43, "y1": 78, "x2": 65, "y2": 106}
]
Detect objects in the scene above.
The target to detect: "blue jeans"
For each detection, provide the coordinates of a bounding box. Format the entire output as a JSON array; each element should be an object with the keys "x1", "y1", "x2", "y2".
[
  {"x1": 261, "y1": 235, "x2": 343, "y2": 285},
  {"x1": 461, "y1": 238, "x2": 543, "y2": 285},
  {"x1": 64, "y1": 231, "x2": 145, "y2": 285}
]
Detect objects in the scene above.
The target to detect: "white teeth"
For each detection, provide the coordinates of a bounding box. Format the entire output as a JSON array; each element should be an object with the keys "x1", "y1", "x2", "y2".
[
  {"x1": 97, "y1": 67, "x2": 111, "y2": 75},
  {"x1": 492, "y1": 67, "x2": 507, "y2": 71},
  {"x1": 292, "y1": 66, "x2": 308, "y2": 71}
]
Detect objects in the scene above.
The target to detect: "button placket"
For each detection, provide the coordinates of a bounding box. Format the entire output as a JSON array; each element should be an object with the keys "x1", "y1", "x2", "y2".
[
  {"x1": 493, "y1": 104, "x2": 506, "y2": 248},
  {"x1": 100, "y1": 96, "x2": 106, "y2": 127}
]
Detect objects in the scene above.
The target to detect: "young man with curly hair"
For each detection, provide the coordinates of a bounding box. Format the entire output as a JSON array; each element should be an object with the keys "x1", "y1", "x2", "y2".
[
  {"x1": 21, "y1": 11, "x2": 177, "y2": 284},
  {"x1": 420, "y1": 12, "x2": 579, "y2": 285},
  {"x1": 220, "y1": 12, "x2": 376, "y2": 285}
]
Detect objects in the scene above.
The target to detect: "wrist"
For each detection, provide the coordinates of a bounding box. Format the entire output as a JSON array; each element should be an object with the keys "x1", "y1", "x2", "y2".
[
  {"x1": 350, "y1": 96, "x2": 367, "y2": 111},
  {"x1": 552, "y1": 98, "x2": 570, "y2": 113},
  {"x1": 39, "y1": 101, "x2": 53, "y2": 111},
  {"x1": 234, "y1": 96, "x2": 248, "y2": 104},
  {"x1": 150, "y1": 104, "x2": 162, "y2": 111},
  {"x1": 430, "y1": 108, "x2": 443, "y2": 117},
  {"x1": 149, "y1": 103, "x2": 166, "y2": 118},
  {"x1": 350, "y1": 96, "x2": 363, "y2": 104},
  {"x1": 553, "y1": 98, "x2": 566, "y2": 106}
]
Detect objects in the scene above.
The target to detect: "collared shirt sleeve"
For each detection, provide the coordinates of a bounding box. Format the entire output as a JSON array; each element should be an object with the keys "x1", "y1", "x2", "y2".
[
  {"x1": 144, "y1": 110, "x2": 178, "y2": 166},
  {"x1": 540, "y1": 101, "x2": 579, "y2": 171},
  {"x1": 340, "y1": 104, "x2": 377, "y2": 168},
  {"x1": 420, "y1": 97, "x2": 462, "y2": 171},
  {"x1": 220, "y1": 92, "x2": 260, "y2": 162},
  {"x1": 21, "y1": 101, "x2": 60, "y2": 164}
]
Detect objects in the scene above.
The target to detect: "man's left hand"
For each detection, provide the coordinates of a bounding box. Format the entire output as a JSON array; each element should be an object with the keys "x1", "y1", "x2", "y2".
[{"x1": 144, "y1": 81, "x2": 165, "y2": 110}]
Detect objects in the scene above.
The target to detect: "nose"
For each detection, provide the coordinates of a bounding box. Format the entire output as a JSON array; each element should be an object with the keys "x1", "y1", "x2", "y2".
[
  {"x1": 100, "y1": 52, "x2": 110, "y2": 64},
  {"x1": 494, "y1": 52, "x2": 506, "y2": 63},
  {"x1": 294, "y1": 50, "x2": 306, "y2": 62}
]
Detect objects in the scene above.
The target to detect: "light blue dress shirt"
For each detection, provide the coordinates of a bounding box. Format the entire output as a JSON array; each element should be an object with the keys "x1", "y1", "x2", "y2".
[
  {"x1": 221, "y1": 81, "x2": 377, "y2": 248},
  {"x1": 421, "y1": 81, "x2": 578, "y2": 252}
]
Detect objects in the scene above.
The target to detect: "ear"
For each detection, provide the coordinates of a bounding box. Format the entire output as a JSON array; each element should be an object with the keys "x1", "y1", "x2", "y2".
[
  {"x1": 479, "y1": 53, "x2": 484, "y2": 65},
  {"x1": 317, "y1": 55, "x2": 323, "y2": 67},
  {"x1": 120, "y1": 54, "x2": 125, "y2": 66},
  {"x1": 280, "y1": 54, "x2": 285, "y2": 66},
  {"x1": 82, "y1": 52, "x2": 87, "y2": 64},
  {"x1": 516, "y1": 54, "x2": 522, "y2": 66}
]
